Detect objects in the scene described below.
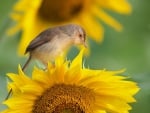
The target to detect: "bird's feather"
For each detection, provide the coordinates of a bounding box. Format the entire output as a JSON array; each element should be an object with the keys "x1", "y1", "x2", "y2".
[{"x1": 25, "y1": 28, "x2": 60, "y2": 54}]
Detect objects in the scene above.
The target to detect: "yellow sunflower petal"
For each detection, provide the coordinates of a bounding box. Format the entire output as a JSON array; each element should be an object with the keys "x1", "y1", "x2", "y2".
[
  {"x1": 96, "y1": 0, "x2": 132, "y2": 14},
  {"x1": 80, "y1": 13, "x2": 104, "y2": 42},
  {"x1": 70, "y1": 48, "x2": 84, "y2": 69},
  {"x1": 97, "y1": 110, "x2": 107, "y2": 113},
  {"x1": 7, "y1": 13, "x2": 23, "y2": 35},
  {"x1": 2, "y1": 50, "x2": 139, "y2": 113},
  {"x1": 92, "y1": 6, "x2": 122, "y2": 31},
  {"x1": 3, "y1": 97, "x2": 33, "y2": 108}
]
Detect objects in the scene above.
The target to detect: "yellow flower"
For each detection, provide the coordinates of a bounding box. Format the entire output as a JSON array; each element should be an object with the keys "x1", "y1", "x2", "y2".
[
  {"x1": 2, "y1": 49, "x2": 139, "y2": 113},
  {"x1": 8, "y1": 0, "x2": 131, "y2": 55}
]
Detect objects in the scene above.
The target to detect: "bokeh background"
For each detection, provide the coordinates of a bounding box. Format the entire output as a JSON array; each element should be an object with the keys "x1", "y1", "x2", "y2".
[{"x1": 0, "y1": 0, "x2": 150, "y2": 113}]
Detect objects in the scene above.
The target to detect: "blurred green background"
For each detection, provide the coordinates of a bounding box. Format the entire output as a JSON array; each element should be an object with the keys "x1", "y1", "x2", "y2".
[{"x1": 0, "y1": 0, "x2": 150, "y2": 113}]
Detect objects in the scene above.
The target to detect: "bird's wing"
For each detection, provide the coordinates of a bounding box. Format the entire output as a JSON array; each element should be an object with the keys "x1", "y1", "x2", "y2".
[{"x1": 25, "y1": 28, "x2": 59, "y2": 54}]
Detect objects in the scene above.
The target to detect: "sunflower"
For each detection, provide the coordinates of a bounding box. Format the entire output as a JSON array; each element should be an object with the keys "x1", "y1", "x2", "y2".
[
  {"x1": 8, "y1": 0, "x2": 131, "y2": 55},
  {"x1": 2, "y1": 49, "x2": 139, "y2": 113}
]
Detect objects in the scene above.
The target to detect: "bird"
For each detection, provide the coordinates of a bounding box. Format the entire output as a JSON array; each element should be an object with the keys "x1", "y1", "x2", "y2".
[
  {"x1": 5, "y1": 24, "x2": 87, "y2": 100},
  {"x1": 22, "y1": 23, "x2": 87, "y2": 71}
]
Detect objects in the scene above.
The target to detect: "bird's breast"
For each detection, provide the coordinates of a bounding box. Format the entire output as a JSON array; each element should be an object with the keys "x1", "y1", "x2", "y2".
[{"x1": 31, "y1": 36, "x2": 72, "y2": 65}]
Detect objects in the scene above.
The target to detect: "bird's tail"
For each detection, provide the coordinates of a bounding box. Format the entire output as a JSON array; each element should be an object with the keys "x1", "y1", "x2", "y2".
[
  {"x1": 5, "y1": 89, "x2": 12, "y2": 100},
  {"x1": 5, "y1": 56, "x2": 32, "y2": 100},
  {"x1": 22, "y1": 55, "x2": 31, "y2": 71}
]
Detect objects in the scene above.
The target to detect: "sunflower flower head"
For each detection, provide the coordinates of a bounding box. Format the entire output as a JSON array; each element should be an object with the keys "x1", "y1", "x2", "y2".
[
  {"x1": 8, "y1": 0, "x2": 132, "y2": 55},
  {"x1": 2, "y1": 49, "x2": 139, "y2": 113}
]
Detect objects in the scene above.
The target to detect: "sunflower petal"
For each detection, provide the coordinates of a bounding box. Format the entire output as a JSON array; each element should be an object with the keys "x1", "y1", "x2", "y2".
[{"x1": 92, "y1": 6, "x2": 122, "y2": 31}]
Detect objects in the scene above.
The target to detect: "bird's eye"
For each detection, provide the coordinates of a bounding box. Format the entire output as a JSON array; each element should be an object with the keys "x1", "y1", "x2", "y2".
[{"x1": 79, "y1": 34, "x2": 82, "y2": 38}]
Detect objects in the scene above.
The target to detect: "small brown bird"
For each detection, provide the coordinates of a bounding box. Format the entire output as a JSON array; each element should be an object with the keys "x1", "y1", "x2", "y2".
[
  {"x1": 22, "y1": 23, "x2": 87, "y2": 71},
  {"x1": 5, "y1": 24, "x2": 87, "y2": 100}
]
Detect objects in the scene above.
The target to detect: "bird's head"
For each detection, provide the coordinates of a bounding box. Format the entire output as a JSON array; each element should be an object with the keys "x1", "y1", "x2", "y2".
[{"x1": 60, "y1": 24, "x2": 87, "y2": 47}]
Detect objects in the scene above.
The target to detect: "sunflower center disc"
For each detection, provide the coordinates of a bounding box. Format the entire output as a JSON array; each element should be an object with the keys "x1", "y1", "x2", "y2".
[
  {"x1": 38, "y1": 0, "x2": 85, "y2": 22},
  {"x1": 32, "y1": 84, "x2": 95, "y2": 113}
]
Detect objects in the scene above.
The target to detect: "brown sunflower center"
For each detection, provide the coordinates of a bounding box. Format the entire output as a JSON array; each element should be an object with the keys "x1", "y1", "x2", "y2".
[
  {"x1": 32, "y1": 84, "x2": 95, "y2": 113},
  {"x1": 38, "y1": 0, "x2": 87, "y2": 22}
]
